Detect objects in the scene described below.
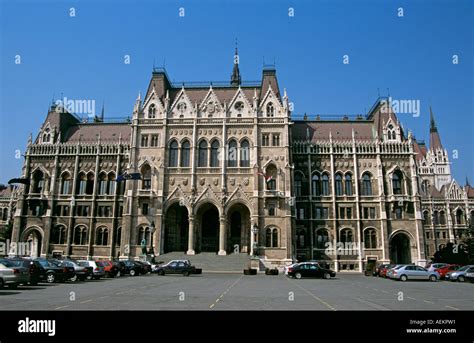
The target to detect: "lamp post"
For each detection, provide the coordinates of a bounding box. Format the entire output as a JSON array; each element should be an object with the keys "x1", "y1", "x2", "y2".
[
  {"x1": 149, "y1": 221, "x2": 156, "y2": 257},
  {"x1": 251, "y1": 225, "x2": 258, "y2": 257}
]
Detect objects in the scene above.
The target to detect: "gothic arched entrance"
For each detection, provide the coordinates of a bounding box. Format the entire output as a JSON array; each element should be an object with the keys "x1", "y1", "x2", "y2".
[
  {"x1": 196, "y1": 203, "x2": 219, "y2": 252},
  {"x1": 390, "y1": 232, "x2": 412, "y2": 264},
  {"x1": 227, "y1": 203, "x2": 251, "y2": 254},
  {"x1": 164, "y1": 203, "x2": 189, "y2": 253},
  {"x1": 21, "y1": 227, "x2": 43, "y2": 257}
]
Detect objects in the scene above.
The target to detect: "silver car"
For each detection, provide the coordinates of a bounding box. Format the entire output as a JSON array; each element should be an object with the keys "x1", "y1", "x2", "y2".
[
  {"x1": 445, "y1": 265, "x2": 474, "y2": 282},
  {"x1": 77, "y1": 260, "x2": 105, "y2": 280},
  {"x1": 0, "y1": 262, "x2": 30, "y2": 288},
  {"x1": 388, "y1": 265, "x2": 439, "y2": 281}
]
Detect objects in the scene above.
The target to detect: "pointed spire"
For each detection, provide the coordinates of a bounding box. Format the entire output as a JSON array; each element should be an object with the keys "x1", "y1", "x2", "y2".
[
  {"x1": 429, "y1": 106, "x2": 443, "y2": 151},
  {"x1": 466, "y1": 176, "x2": 470, "y2": 187},
  {"x1": 100, "y1": 102, "x2": 105, "y2": 122},
  {"x1": 231, "y1": 39, "x2": 241, "y2": 86}
]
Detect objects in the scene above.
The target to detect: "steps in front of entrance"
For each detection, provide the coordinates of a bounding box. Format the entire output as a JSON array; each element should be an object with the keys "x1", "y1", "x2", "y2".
[{"x1": 156, "y1": 252, "x2": 251, "y2": 272}]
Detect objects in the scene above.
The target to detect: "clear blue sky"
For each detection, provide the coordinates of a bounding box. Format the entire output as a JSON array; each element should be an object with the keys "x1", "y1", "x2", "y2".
[{"x1": 0, "y1": 0, "x2": 472, "y2": 184}]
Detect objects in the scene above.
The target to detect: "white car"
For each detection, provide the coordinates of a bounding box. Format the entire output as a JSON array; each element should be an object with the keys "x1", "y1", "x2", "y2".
[
  {"x1": 445, "y1": 265, "x2": 474, "y2": 282},
  {"x1": 426, "y1": 263, "x2": 448, "y2": 272},
  {"x1": 284, "y1": 263, "x2": 299, "y2": 275},
  {"x1": 77, "y1": 260, "x2": 106, "y2": 280}
]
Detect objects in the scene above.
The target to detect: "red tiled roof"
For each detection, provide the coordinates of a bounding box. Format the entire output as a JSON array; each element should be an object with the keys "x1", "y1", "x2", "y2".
[
  {"x1": 292, "y1": 121, "x2": 374, "y2": 141},
  {"x1": 64, "y1": 123, "x2": 131, "y2": 143}
]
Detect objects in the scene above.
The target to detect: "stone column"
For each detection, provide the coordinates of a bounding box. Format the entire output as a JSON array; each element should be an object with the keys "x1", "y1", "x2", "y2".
[
  {"x1": 187, "y1": 215, "x2": 195, "y2": 255},
  {"x1": 218, "y1": 216, "x2": 227, "y2": 255}
]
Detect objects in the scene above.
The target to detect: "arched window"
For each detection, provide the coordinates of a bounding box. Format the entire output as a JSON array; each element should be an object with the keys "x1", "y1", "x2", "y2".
[
  {"x1": 227, "y1": 140, "x2": 237, "y2": 167},
  {"x1": 169, "y1": 140, "x2": 179, "y2": 167},
  {"x1": 433, "y1": 211, "x2": 439, "y2": 225},
  {"x1": 340, "y1": 229, "x2": 353, "y2": 243},
  {"x1": 361, "y1": 173, "x2": 372, "y2": 196},
  {"x1": 239, "y1": 139, "x2": 250, "y2": 167},
  {"x1": 266, "y1": 103, "x2": 275, "y2": 117},
  {"x1": 266, "y1": 165, "x2": 277, "y2": 191},
  {"x1": 98, "y1": 172, "x2": 108, "y2": 195},
  {"x1": 364, "y1": 228, "x2": 377, "y2": 249},
  {"x1": 141, "y1": 164, "x2": 151, "y2": 190},
  {"x1": 148, "y1": 104, "x2": 156, "y2": 118},
  {"x1": 32, "y1": 170, "x2": 45, "y2": 193},
  {"x1": 198, "y1": 140, "x2": 208, "y2": 167},
  {"x1": 211, "y1": 140, "x2": 220, "y2": 167},
  {"x1": 114, "y1": 227, "x2": 122, "y2": 247},
  {"x1": 312, "y1": 174, "x2": 321, "y2": 196},
  {"x1": 265, "y1": 227, "x2": 278, "y2": 247},
  {"x1": 315, "y1": 229, "x2": 329, "y2": 249},
  {"x1": 50, "y1": 225, "x2": 67, "y2": 244},
  {"x1": 73, "y1": 226, "x2": 88, "y2": 245},
  {"x1": 108, "y1": 173, "x2": 116, "y2": 195},
  {"x1": 77, "y1": 173, "x2": 87, "y2": 194},
  {"x1": 335, "y1": 173, "x2": 343, "y2": 196},
  {"x1": 138, "y1": 226, "x2": 152, "y2": 246},
  {"x1": 85, "y1": 173, "x2": 94, "y2": 195},
  {"x1": 423, "y1": 211, "x2": 431, "y2": 226},
  {"x1": 61, "y1": 172, "x2": 71, "y2": 195},
  {"x1": 96, "y1": 227, "x2": 109, "y2": 246},
  {"x1": 439, "y1": 211, "x2": 446, "y2": 225},
  {"x1": 455, "y1": 209, "x2": 464, "y2": 225},
  {"x1": 322, "y1": 173, "x2": 330, "y2": 196},
  {"x1": 181, "y1": 140, "x2": 190, "y2": 167},
  {"x1": 1, "y1": 208, "x2": 7, "y2": 221},
  {"x1": 392, "y1": 170, "x2": 403, "y2": 195},
  {"x1": 345, "y1": 174, "x2": 353, "y2": 196},
  {"x1": 295, "y1": 173, "x2": 303, "y2": 197}
]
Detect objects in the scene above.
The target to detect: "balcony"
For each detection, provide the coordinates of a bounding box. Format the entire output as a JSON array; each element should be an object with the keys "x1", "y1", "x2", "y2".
[{"x1": 264, "y1": 190, "x2": 285, "y2": 198}]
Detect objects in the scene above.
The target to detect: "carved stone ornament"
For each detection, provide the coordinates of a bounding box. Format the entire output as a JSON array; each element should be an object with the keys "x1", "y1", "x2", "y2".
[
  {"x1": 183, "y1": 178, "x2": 188, "y2": 186},
  {"x1": 170, "y1": 177, "x2": 175, "y2": 186},
  {"x1": 200, "y1": 178, "x2": 205, "y2": 186}
]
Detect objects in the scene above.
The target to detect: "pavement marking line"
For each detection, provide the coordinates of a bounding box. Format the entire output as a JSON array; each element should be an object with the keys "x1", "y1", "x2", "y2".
[
  {"x1": 423, "y1": 300, "x2": 434, "y2": 304},
  {"x1": 355, "y1": 297, "x2": 391, "y2": 311},
  {"x1": 80, "y1": 299, "x2": 92, "y2": 304},
  {"x1": 286, "y1": 278, "x2": 336, "y2": 311},
  {"x1": 208, "y1": 275, "x2": 243, "y2": 309},
  {"x1": 54, "y1": 305, "x2": 69, "y2": 310},
  {"x1": 99, "y1": 295, "x2": 110, "y2": 299},
  {"x1": 407, "y1": 296, "x2": 416, "y2": 300},
  {"x1": 445, "y1": 305, "x2": 459, "y2": 311}
]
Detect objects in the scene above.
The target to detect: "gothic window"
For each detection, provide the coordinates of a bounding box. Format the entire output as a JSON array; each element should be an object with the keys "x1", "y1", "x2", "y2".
[
  {"x1": 151, "y1": 134, "x2": 159, "y2": 147},
  {"x1": 361, "y1": 173, "x2": 372, "y2": 196},
  {"x1": 108, "y1": 173, "x2": 116, "y2": 195},
  {"x1": 266, "y1": 103, "x2": 275, "y2": 117},
  {"x1": 61, "y1": 172, "x2": 71, "y2": 195},
  {"x1": 272, "y1": 134, "x2": 280, "y2": 146},
  {"x1": 148, "y1": 104, "x2": 156, "y2": 118},
  {"x1": 312, "y1": 174, "x2": 321, "y2": 196},
  {"x1": 138, "y1": 227, "x2": 152, "y2": 246},
  {"x1": 141, "y1": 164, "x2": 151, "y2": 190},
  {"x1": 228, "y1": 140, "x2": 237, "y2": 167},
  {"x1": 262, "y1": 134, "x2": 270, "y2": 146},
  {"x1": 295, "y1": 173, "x2": 303, "y2": 197},
  {"x1": 335, "y1": 173, "x2": 343, "y2": 196},
  {"x1": 265, "y1": 228, "x2": 279, "y2": 247},
  {"x1": 73, "y1": 226, "x2": 88, "y2": 245},
  {"x1": 440, "y1": 211, "x2": 447, "y2": 225},
  {"x1": 77, "y1": 173, "x2": 87, "y2": 194},
  {"x1": 266, "y1": 164, "x2": 277, "y2": 191},
  {"x1": 198, "y1": 140, "x2": 208, "y2": 167},
  {"x1": 364, "y1": 228, "x2": 377, "y2": 249},
  {"x1": 141, "y1": 134, "x2": 149, "y2": 147},
  {"x1": 392, "y1": 170, "x2": 403, "y2": 195},
  {"x1": 455, "y1": 209, "x2": 464, "y2": 225},
  {"x1": 96, "y1": 227, "x2": 109, "y2": 246},
  {"x1": 345, "y1": 174, "x2": 353, "y2": 196},
  {"x1": 169, "y1": 140, "x2": 178, "y2": 167},
  {"x1": 50, "y1": 225, "x2": 67, "y2": 244},
  {"x1": 32, "y1": 170, "x2": 45, "y2": 194},
  {"x1": 85, "y1": 173, "x2": 94, "y2": 195},
  {"x1": 315, "y1": 229, "x2": 329, "y2": 249},
  {"x1": 234, "y1": 101, "x2": 244, "y2": 116},
  {"x1": 340, "y1": 229, "x2": 353, "y2": 243},
  {"x1": 239, "y1": 139, "x2": 250, "y2": 167},
  {"x1": 181, "y1": 140, "x2": 190, "y2": 167},
  {"x1": 211, "y1": 140, "x2": 220, "y2": 167},
  {"x1": 98, "y1": 173, "x2": 108, "y2": 195},
  {"x1": 322, "y1": 173, "x2": 330, "y2": 196},
  {"x1": 433, "y1": 211, "x2": 439, "y2": 225},
  {"x1": 423, "y1": 211, "x2": 431, "y2": 226}
]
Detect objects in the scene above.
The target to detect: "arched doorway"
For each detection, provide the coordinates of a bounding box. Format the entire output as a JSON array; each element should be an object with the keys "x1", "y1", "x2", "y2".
[
  {"x1": 196, "y1": 203, "x2": 219, "y2": 252},
  {"x1": 21, "y1": 227, "x2": 42, "y2": 257},
  {"x1": 390, "y1": 232, "x2": 412, "y2": 264},
  {"x1": 164, "y1": 203, "x2": 189, "y2": 253},
  {"x1": 227, "y1": 203, "x2": 251, "y2": 253}
]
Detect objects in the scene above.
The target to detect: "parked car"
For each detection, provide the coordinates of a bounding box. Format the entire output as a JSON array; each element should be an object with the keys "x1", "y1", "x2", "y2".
[
  {"x1": 34, "y1": 258, "x2": 71, "y2": 283},
  {"x1": 387, "y1": 265, "x2": 439, "y2": 281},
  {"x1": 378, "y1": 264, "x2": 397, "y2": 278},
  {"x1": 55, "y1": 259, "x2": 92, "y2": 282},
  {"x1": 0, "y1": 262, "x2": 30, "y2": 288},
  {"x1": 465, "y1": 271, "x2": 474, "y2": 283},
  {"x1": 0, "y1": 258, "x2": 41, "y2": 286},
  {"x1": 135, "y1": 261, "x2": 152, "y2": 274},
  {"x1": 112, "y1": 261, "x2": 126, "y2": 277},
  {"x1": 426, "y1": 263, "x2": 448, "y2": 272},
  {"x1": 96, "y1": 261, "x2": 117, "y2": 278},
  {"x1": 77, "y1": 260, "x2": 105, "y2": 280},
  {"x1": 445, "y1": 265, "x2": 474, "y2": 282},
  {"x1": 120, "y1": 260, "x2": 143, "y2": 276},
  {"x1": 284, "y1": 263, "x2": 300, "y2": 275},
  {"x1": 155, "y1": 260, "x2": 196, "y2": 276},
  {"x1": 435, "y1": 264, "x2": 463, "y2": 279},
  {"x1": 287, "y1": 262, "x2": 336, "y2": 279}
]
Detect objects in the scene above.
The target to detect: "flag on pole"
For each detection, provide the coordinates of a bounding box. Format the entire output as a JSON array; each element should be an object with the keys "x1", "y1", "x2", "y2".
[
  {"x1": 8, "y1": 177, "x2": 30, "y2": 185},
  {"x1": 257, "y1": 171, "x2": 273, "y2": 183}
]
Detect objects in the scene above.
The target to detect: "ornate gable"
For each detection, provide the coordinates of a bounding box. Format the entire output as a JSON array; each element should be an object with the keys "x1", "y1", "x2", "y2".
[
  {"x1": 226, "y1": 185, "x2": 252, "y2": 206},
  {"x1": 228, "y1": 87, "x2": 253, "y2": 117},
  {"x1": 259, "y1": 85, "x2": 283, "y2": 117},
  {"x1": 165, "y1": 186, "x2": 192, "y2": 208},
  {"x1": 199, "y1": 87, "x2": 224, "y2": 118},
  {"x1": 169, "y1": 88, "x2": 194, "y2": 118},
  {"x1": 142, "y1": 86, "x2": 165, "y2": 119},
  {"x1": 194, "y1": 185, "x2": 221, "y2": 206}
]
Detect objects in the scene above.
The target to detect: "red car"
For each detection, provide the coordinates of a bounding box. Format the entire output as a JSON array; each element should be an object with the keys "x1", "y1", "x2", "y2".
[
  {"x1": 435, "y1": 264, "x2": 463, "y2": 279},
  {"x1": 378, "y1": 264, "x2": 396, "y2": 278},
  {"x1": 95, "y1": 260, "x2": 118, "y2": 278}
]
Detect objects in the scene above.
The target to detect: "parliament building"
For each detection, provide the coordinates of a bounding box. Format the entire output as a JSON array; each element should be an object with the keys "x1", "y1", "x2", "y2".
[{"x1": 6, "y1": 51, "x2": 474, "y2": 271}]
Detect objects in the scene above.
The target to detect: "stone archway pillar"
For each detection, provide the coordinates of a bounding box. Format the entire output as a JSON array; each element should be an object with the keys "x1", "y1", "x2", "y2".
[
  {"x1": 187, "y1": 215, "x2": 195, "y2": 255},
  {"x1": 218, "y1": 216, "x2": 227, "y2": 255}
]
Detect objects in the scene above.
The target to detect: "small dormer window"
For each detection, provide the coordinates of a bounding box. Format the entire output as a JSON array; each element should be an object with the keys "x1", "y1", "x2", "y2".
[
  {"x1": 234, "y1": 101, "x2": 244, "y2": 114},
  {"x1": 387, "y1": 124, "x2": 396, "y2": 140},
  {"x1": 148, "y1": 104, "x2": 156, "y2": 118},
  {"x1": 266, "y1": 103, "x2": 275, "y2": 117},
  {"x1": 177, "y1": 102, "x2": 187, "y2": 114},
  {"x1": 42, "y1": 128, "x2": 51, "y2": 144}
]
